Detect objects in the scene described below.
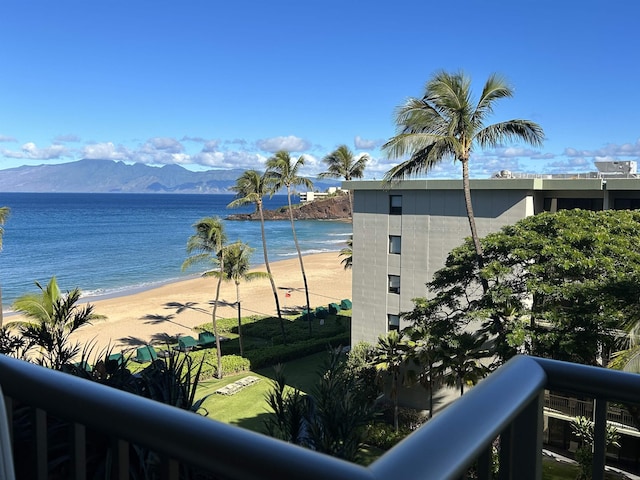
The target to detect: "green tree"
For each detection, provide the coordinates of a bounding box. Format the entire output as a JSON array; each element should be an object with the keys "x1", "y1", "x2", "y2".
[
  {"x1": 264, "y1": 349, "x2": 376, "y2": 462},
  {"x1": 319, "y1": 145, "x2": 368, "y2": 218},
  {"x1": 12, "y1": 277, "x2": 95, "y2": 370},
  {"x1": 266, "y1": 151, "x2": 314, "y2": 335},
  {"x1": 404, "y1": 320, "x2": 450, "y2": 418},
  {"x1": 0, "y1": 206, "x2": 10, "y2": 327},
  {"x1": 228, "y1": 170, "x2": 287, "y2": 344},
  {"x1": 571, "y1": 415, "x2": 620, "y2": 480},
  {"x1": 441, "y1": 331, "x2": 489, "y2": 396},
  {"x1": 339, "y1": 235, "x2": 353, "y2": 270},
  {"x1": 382, "y1": 70, "x2": 544, "y2": 292},
  {"x1": 181, "y1": 217, "x2": 226, "y2": 379},
  {"x1": 219, "y1": 241, "x2": 269, "y2": 356},
  {"x1": 371, "y1": 329, "x2": 409, "y2": 431},
  {"x1": 423, "y1": 209, "x2": 640, "y2": 368}
]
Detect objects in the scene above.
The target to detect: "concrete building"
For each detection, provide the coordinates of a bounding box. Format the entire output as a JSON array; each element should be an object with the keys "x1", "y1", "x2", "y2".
[{"x1": 344, "y1": 162, "x2": 640, "y2": 346}]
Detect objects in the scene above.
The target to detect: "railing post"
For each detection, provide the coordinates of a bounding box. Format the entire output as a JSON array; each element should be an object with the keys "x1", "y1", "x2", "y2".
[
  {"x1": 592, "y1": 398, "x2": 607, "y2": 480},
  {"x1": 498, "y1": 391, "x2": 543, "y2": 480}
]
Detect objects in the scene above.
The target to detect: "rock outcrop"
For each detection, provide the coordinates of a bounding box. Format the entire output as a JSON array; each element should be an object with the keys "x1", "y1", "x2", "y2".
[{"x1": 226, "y1": 193, "x2": 351, "y2": 220}]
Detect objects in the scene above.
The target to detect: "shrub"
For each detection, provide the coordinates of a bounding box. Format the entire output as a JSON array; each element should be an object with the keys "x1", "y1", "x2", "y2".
[{"x1": 364, "y1": 423, "x2": 411, "y2": 450}]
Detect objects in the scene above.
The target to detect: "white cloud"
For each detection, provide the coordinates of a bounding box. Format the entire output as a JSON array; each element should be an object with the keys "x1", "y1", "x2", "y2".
[
  {"x1": 192, "y1": 150, "x2": 267, "y2": 169},
  {"x1": 143, "y1": 137, "x2": 184, "y2": 154},
  {"x1": 354, "y1": 136, "x2": 382, "y2": 150},
  {"x1": 256, "y1": 135, "x2": 311, "y2": 153},
  {"x1": 83, "y1": 142, "x2": 132, "y2": 161},
  {"x1": 3, "y1": 142, "x2": 70, "y2": 160},
  {"x1": 0, "y1": 135, "x2": 17, "y2": 143}
]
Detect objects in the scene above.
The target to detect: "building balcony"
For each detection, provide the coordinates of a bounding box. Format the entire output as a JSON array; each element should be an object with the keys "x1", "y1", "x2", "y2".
[{"x1": 0, "y1": 354, "x2": 638, "y2": 480}]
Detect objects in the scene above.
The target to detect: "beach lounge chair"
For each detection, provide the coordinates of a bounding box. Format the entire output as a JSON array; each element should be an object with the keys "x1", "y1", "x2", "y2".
[
  {"x1": 108, "y1": 352, "x2": 124, "y2": 366},
  {"x1": 340, "y1": 298, "x2": 352, "y2": 310},
  {"x1": 328, "y1": 302, "x2": 341, "y2": 315},
  {"x1": 197, "y1": 332, "x2": 216, "y2": 348},
  {"x1": 134, "y1": 345, "x2": 158, "y2": 363},
  {"x1": 175, "y1": 335, "x2": 198, "y2": 352},
  {"x1": 315, "y1": 306, "x2": 329, "y2": 319}
]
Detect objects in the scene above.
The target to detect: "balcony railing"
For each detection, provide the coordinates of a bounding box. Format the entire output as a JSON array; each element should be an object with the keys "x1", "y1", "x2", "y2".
[{"x1": 0, "y1": 354, "x2": 639, "y2": 480}]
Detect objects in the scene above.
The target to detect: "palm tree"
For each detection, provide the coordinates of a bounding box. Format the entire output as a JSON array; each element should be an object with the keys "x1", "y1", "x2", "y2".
[
  {"x1": 371, "y1": 329, "x2": 409, "y2": 431},
  {"x1": 339, "y1": 235, "x2": 353, "y2": 270},
  {"x1": 228, "y1": 170, "x2": 287, "y2": 344},
  {"x1": 0, "y1": 206, "x2": 9, "y2": 327},
  {"x1": 405, "y1": 324, "x2": 445, "y2": 418},
  {"x1": 12, "y1": 276, "x2": 95, "y2": 370},
  {"x1": 382, "y1": 71, "x2": 544, "y2": 292},
  {"x1": 319, "y1": 145, "x2": 369, "y2": 218},
  {"x1": 219, "y1": 241, "x2": 269, "y2": 356},
  {"x1": 441, "y1": 331, "x2": 489, "y2": 396},
  {"x1": 181, "y1": 217, "x2": 226, "y2": 379},
  {"x1": 266, "y1": 151, "x2": 314, "y2": 335}
]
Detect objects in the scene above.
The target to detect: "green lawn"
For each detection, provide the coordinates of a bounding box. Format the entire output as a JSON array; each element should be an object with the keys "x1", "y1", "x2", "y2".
[{"x1": 197, "y1": 351, "x2": 327, "y2": 433}]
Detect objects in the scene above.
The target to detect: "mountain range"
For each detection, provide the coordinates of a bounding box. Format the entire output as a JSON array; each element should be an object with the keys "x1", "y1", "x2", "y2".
[{"x1": 0, "y1": 159, "x2": 341, "y2": 194}]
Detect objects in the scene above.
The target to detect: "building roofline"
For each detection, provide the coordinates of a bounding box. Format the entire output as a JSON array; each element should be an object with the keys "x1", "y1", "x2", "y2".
[{"x1": 343, "y1": 178, "x2": 640, "y2": 192}]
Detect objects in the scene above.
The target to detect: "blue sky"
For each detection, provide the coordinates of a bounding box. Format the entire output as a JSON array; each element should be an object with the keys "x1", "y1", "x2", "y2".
[{"x1": 1, "y1": 1, "x2": 639, "y2": 180}]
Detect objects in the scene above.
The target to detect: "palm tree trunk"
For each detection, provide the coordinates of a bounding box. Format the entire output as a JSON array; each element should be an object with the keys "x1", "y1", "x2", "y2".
[
  {"x1": 236, "y1": 281, "x2": 243, "y2": 357},
  {"x1": 461, "y1": 158, "x2": 489, "y2": 294},
  {"x1": 259, "y1": 201, "x2": 287, "y2": 344},
  {"x1": 212, "y1": 253, "x2": 224, "y2": 379},
  {"x1": 287, "y1": 186, "x2": 312, "y2": 336}
]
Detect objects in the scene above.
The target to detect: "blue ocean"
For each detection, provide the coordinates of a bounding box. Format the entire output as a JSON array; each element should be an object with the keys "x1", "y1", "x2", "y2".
[{"x1": 0, "y1": 193, "x2": 352, "y2": 311}]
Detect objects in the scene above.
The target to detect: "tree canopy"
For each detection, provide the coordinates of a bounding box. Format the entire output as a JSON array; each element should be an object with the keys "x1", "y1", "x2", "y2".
[{"x1": 413, "y1": 209, "x2": 640, "y2": 367}]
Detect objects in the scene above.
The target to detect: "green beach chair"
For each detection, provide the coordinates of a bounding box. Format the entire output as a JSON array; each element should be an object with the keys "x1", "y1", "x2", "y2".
[
  {"x1": 340, "y1": 299, "x2": 352, "y2": 310},
  {"x1": 197, "y1": 331, "x2": 216, "y2": 348},
  {"x1": 315, "y1": 306, "x2": 329, "y2": 319},
  {"x1": 175, "y1": 335, "x2": 198, "y2": 352},
  {"x1": 134, "y1": 345, "x2": 158, "y2": 363},
  {"x1": 328, "y1": 302, "x2": 341, "y2": 315}
]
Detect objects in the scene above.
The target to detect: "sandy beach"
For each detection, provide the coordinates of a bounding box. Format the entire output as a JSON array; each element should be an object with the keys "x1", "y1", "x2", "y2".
[{"x1": 25, "y1": 252, "x2": 351, "y2": 354}]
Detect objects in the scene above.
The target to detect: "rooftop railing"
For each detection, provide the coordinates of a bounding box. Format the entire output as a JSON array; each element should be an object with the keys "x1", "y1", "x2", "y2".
[{"x1": 0, "y1": 354, "x2": 639, "y2": 480}]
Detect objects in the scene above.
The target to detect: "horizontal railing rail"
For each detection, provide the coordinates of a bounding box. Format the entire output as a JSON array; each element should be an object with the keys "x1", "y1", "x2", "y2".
[{"x1": 1, "y1": 354, "x2": 639, "y2": 479}]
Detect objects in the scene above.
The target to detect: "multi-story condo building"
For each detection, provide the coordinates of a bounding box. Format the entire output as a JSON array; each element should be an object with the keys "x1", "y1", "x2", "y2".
[{"x1": 344, "y1": 161, "x2": 640, "y2": 346}]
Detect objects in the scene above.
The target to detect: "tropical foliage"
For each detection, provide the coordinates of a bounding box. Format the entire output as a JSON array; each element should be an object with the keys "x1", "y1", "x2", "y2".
[
  {"x1": 320, "y1": 145, "x2": 368, "y2": 217},
  {"x1": 217, "y1": 241, "x2": 269, "y2": 356},
  {"x1": 182, "y1": 216, "x2": 226, "y2": 378},
  {"x1": 417, "y1": 209, "x2": 640, "y2": 368},
  {"x1": 266, "y1": 151, "x2": 314, "y2": 335},
  {"x1": 229, "y1": 169, "x2": 287, "y2": 343},
  {"x1": 11, "y1": 277, "x2": 97, "y2": 370},
  {"x1": 382, "y1": 70, "x2": 544, "y2": 291}
]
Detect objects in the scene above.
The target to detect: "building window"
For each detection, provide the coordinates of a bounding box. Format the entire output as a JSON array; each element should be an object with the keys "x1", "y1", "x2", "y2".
[
  {"x1": 388, "y1": 314, "x2": 400, "y2": 331},
  {"x1": 389, "y1": 235, "x2": 401, "y2": 254},
  {"x1": 389, "y1": 195, "x2": 402, "y2": 215},
  {"x1": 388, "y1": 275, "x2": 400, "y2": 294}
]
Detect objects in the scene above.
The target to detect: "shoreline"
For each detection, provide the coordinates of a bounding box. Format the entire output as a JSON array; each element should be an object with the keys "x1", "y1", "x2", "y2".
[{"x1": 6, "y1": 251, "x2": 352, "y2": 354}]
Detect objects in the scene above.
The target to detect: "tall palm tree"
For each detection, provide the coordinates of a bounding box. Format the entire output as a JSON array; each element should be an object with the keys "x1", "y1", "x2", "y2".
[
  {"x1": 228, "y1": 170, "x2": 287, "y2": 344},
  {"x1": 371, "y1": 329, "x2": 408, "y2": 432},
  {"x1": 219, "y1": 241, "x2": 269, "y2": 356},
  {"x1": 0, "y1": 206, "x2": 9, "y2": 327},
  {"x1": 12, "y1": 276, "x2": 95, "y2": 370},
  {"x1": 266, "y1": 151, "x2": 314, "y2": 335},
  {"x1": 319, "y1": 145, "x2": 369, "y2": 218},
  {"x1": 181, "y1": 217, "x2": 226, "y2": 379},
  {"x1": 382, "y1": 71, "x2": 544, "y2": 292}
]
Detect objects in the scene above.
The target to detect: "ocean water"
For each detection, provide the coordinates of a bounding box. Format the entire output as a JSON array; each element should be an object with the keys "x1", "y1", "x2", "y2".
[{"x1": 0, "y1": 193, "x2": 352, "y2": 310}]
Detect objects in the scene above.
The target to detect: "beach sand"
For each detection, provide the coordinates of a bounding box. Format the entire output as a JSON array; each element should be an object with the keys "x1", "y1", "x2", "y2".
[{"x1": 28, "y1": 251, "x2": 352, "y2": 354}]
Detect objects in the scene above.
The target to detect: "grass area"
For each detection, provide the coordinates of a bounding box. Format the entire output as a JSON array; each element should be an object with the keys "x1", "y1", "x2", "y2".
[
  {"x1": 197, "y1": 350, "x2": 328, "y2": 433},
  {"x1": 542, "y1": 458, "x2": 625, "y2": 479}
]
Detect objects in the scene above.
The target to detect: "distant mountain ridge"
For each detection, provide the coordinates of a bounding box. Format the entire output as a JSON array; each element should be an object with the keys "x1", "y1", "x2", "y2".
[{"x1": 0, "y1": 159, "x2": 340, "y2": 194}]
